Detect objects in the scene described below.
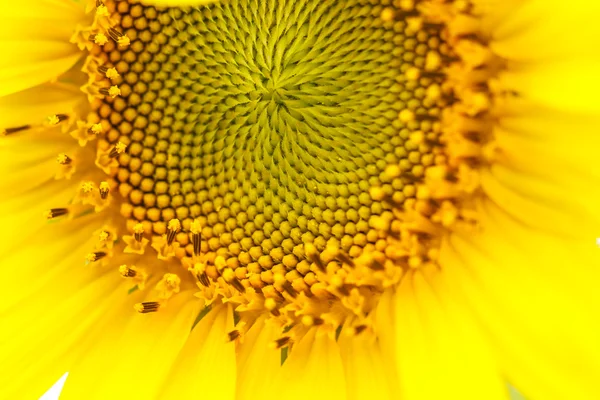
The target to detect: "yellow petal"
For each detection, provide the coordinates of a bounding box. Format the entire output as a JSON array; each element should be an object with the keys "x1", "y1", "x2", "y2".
[
  {"x1": 158, "y1": 304, "x2": 236, "y2": 400},
  {"x1": 373, "y1": 289, "x2": 401, "y2": 397},
  {"x1": 0, "y1": 1, "x2": 85, "y2": 97},
  {"x1": 441, "y1": 199, "x2": 600, "y2": 399},
  {"x1": 236, "y1": 315, "x2": 281, "y2": 400},
  {"x1": 338, "y1": 330, "x2": 395, "y2": 400},
  {"x1": 393, "y1": 269, "x2": 508, "y2": 400},
  {"x1": 60, "y1": 291, "x2": 201, "y2": 400},
  {"x1": 0, "y1": 0, "x2": 84, "y2": 41},
  {"x1": 0, "y1": 271, "x2": 129, "y2": 399},
  {"x1": 489, "y1": 0, "x2": 600, "y2": 60},
  {"x1": 0, "y1": 215, "x2": 104, "y2": 313},
  {"x1": 0, "y1": 83, "x2": 83, "y2": 129},
  {"x1": 490, "y1": 101, "x2": 600, "y2": 237},
  {"x1": 270, "y1": 328, "x2": 346, "y2": 400},
  {"x1": 497, "y1": 60, "x2": 600, "y2": 115}
]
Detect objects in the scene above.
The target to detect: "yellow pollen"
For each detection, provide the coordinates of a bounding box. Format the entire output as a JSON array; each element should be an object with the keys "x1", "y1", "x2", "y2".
[
  {"x1": 98, "y1": 230, "x2": 110, "y2": 242},
  {"x1": 107, "y1": 85, "x2": 120, "y2": 98},
  {"x1": 93, "y1": 33, "x2": 108, "y2": 46},
  {"x1": 90, "y1": 123, "x2": 102, "y2": 134},
  {"x1": 117, "y1": 35, "x2": 130, "y2": 47},
  {"x1": 47, "y1": 114, "x2": 67, "y2": 126},
  {"x1": 167, "y1": 218, "x2": 181, "y2": 232},
  {"x1": 114, "y1": 141, "x2": 127, "y2": 153},
  {"x1": 105, "y1": 67, "x2": 119, "y2": 80},
  {"x1": 80, "y1": 181, "x2": 95, "y2": 193},
  {"x1": 96, "y1": 5, "x2": 109, "y2": 17},
  {"x1": 133, "y1": 223, "x2": 144, "y2": 234},
  {"x1": 190, "y1": 219, "x2": 202, "y2": 235}
]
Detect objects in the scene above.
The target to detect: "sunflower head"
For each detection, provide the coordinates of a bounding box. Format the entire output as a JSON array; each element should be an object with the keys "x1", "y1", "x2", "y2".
[{"x1": 4, "y1": 0, "x2": 600, "y2": 399}]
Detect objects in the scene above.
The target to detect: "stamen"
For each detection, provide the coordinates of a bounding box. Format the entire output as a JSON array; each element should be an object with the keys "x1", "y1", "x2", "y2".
[
  {"x1": 166, "y1": 218, "x2": 181, "y2": 245},
  {"x1": 86, "y1": 251, "x2": 107, "y2": 263},
  {"x1": 56, "y1": 153, "x2": 72, "y2": 165},
  {"x1": 304, "y1": 242, "x2": 326, "y2": 272},
  {"x1": 108, "y1": 141, "x2": 127, "y2": 158},
  {"x1": 118, "y1": 264, "x2": 148, "y2": 289},
  {"x1": 1, "y1": 125, "x2": 30, "y2": 136},
  {"x1": 98, "y1": 230, "x2": 110, "y2": 242},
  {"x1": 97, "y1": 66, "x2": 120, "y2": 80},
  {"x1": 99, "y1": 181, "x2": 110, "y2": 199},
  {"x1": 88, "y1": 123, "x2": 103, "y2": 135},
  {"x1": 133, "y1": 223, "x2": 144, "y2": 242},
  {"x1": 134, "y1": 301, "x2": 160, "y2": 313},
  {"x1": 354, "y1": 325, "x2": 367, "y2": 335},
  {"x1": 107, "y1": 28, "x2": 130, "y2": 47},
  {"x1": 222, "y1": 268, "x2": 245, "y2": 292},
  {"x1": 272, "y1": 336, "x2": 291, "y2": 350},
  {"x1": 190, "y1": 219, "x2": 202, "y2": 257},
  {"x1": 44, "y1": 208, "x2": 68, "y2": 219},
  {"x1": 119, "y1": 264, "x2": 137, "y2": 277},
  {"x1": 123, "y1": 223, "x2": 149, "y2": 255},
  {"x1": 47, "y1": 114, "x2": 68, "y2": 126},
  {"x1": 227, "y1": 330, "x2": 241, "y2": 341},
  {"x1": 99, "y1": 86, "x2": 121, "y2": 98}
]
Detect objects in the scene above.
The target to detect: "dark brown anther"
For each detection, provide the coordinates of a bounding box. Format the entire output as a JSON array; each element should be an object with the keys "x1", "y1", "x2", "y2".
[
  {"x1": 354, "y1": 325, "x2": 368, "y2": 335},
  {"x1": 414, "y1": 113, "x2": 439, "y2": 122},
  {"x1": 269, "y1": 307, "x2": 281, "y2": 317},
  {"x1": 99, "y1": 182, "x2": 110, "y2": 199},
  {"x1": 166, "y1": 229, "x2": 177, "y2": 245},
  {"x1": 227, "y1": 330, "x2": 241, "y2": 342},
  {"x1": 87, "y1": 251, "x2": 107, "y2": 262},
  {"x1": 192, "y1": 232, "x2": 201, "y2": 257},
  {"x1": 45, "y1": 208, "x2": 68, "y2": 219},
  {"x1": 56, "y1": 154, "x2": 72, "y2": 165},
  {"x1": 305, "y1": 243, "x2": 326, "y2": 272},
  {"x1": 1, "y1": 125, "x2": 31, "y2": 136},
  {"x1": 281, "y1": 281, "x2": 297, "y2": 298},
  {"x1": 230, "y1": 278, "x2": 246, "y2": 293},
  {"x1": 368, "y1": 259, "x2": 385, "y2": 271},
  {"x1": 336, "y1": 251, "x2": 355, "y2": 267},
  {"x1": 198, "y1": 272, "x2": 210, "y2": 287},
  {"x1": 135, "y1": 301, "x2": 160, "y2": 313},
  {"x1": 273, "y1": 336, "x2": 291, "y2": 349},
  {"x1": 396, "y1": 9, "x2": 421, "y2": 19},
  {"x1": 108, "y1": 28, "x2": 124, "y2": 41}
]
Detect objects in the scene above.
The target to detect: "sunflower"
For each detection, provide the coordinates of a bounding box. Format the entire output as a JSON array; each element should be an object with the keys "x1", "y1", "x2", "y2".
[{"x1": 2, "y1": 0, "x2": 600, "y2": 398}]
